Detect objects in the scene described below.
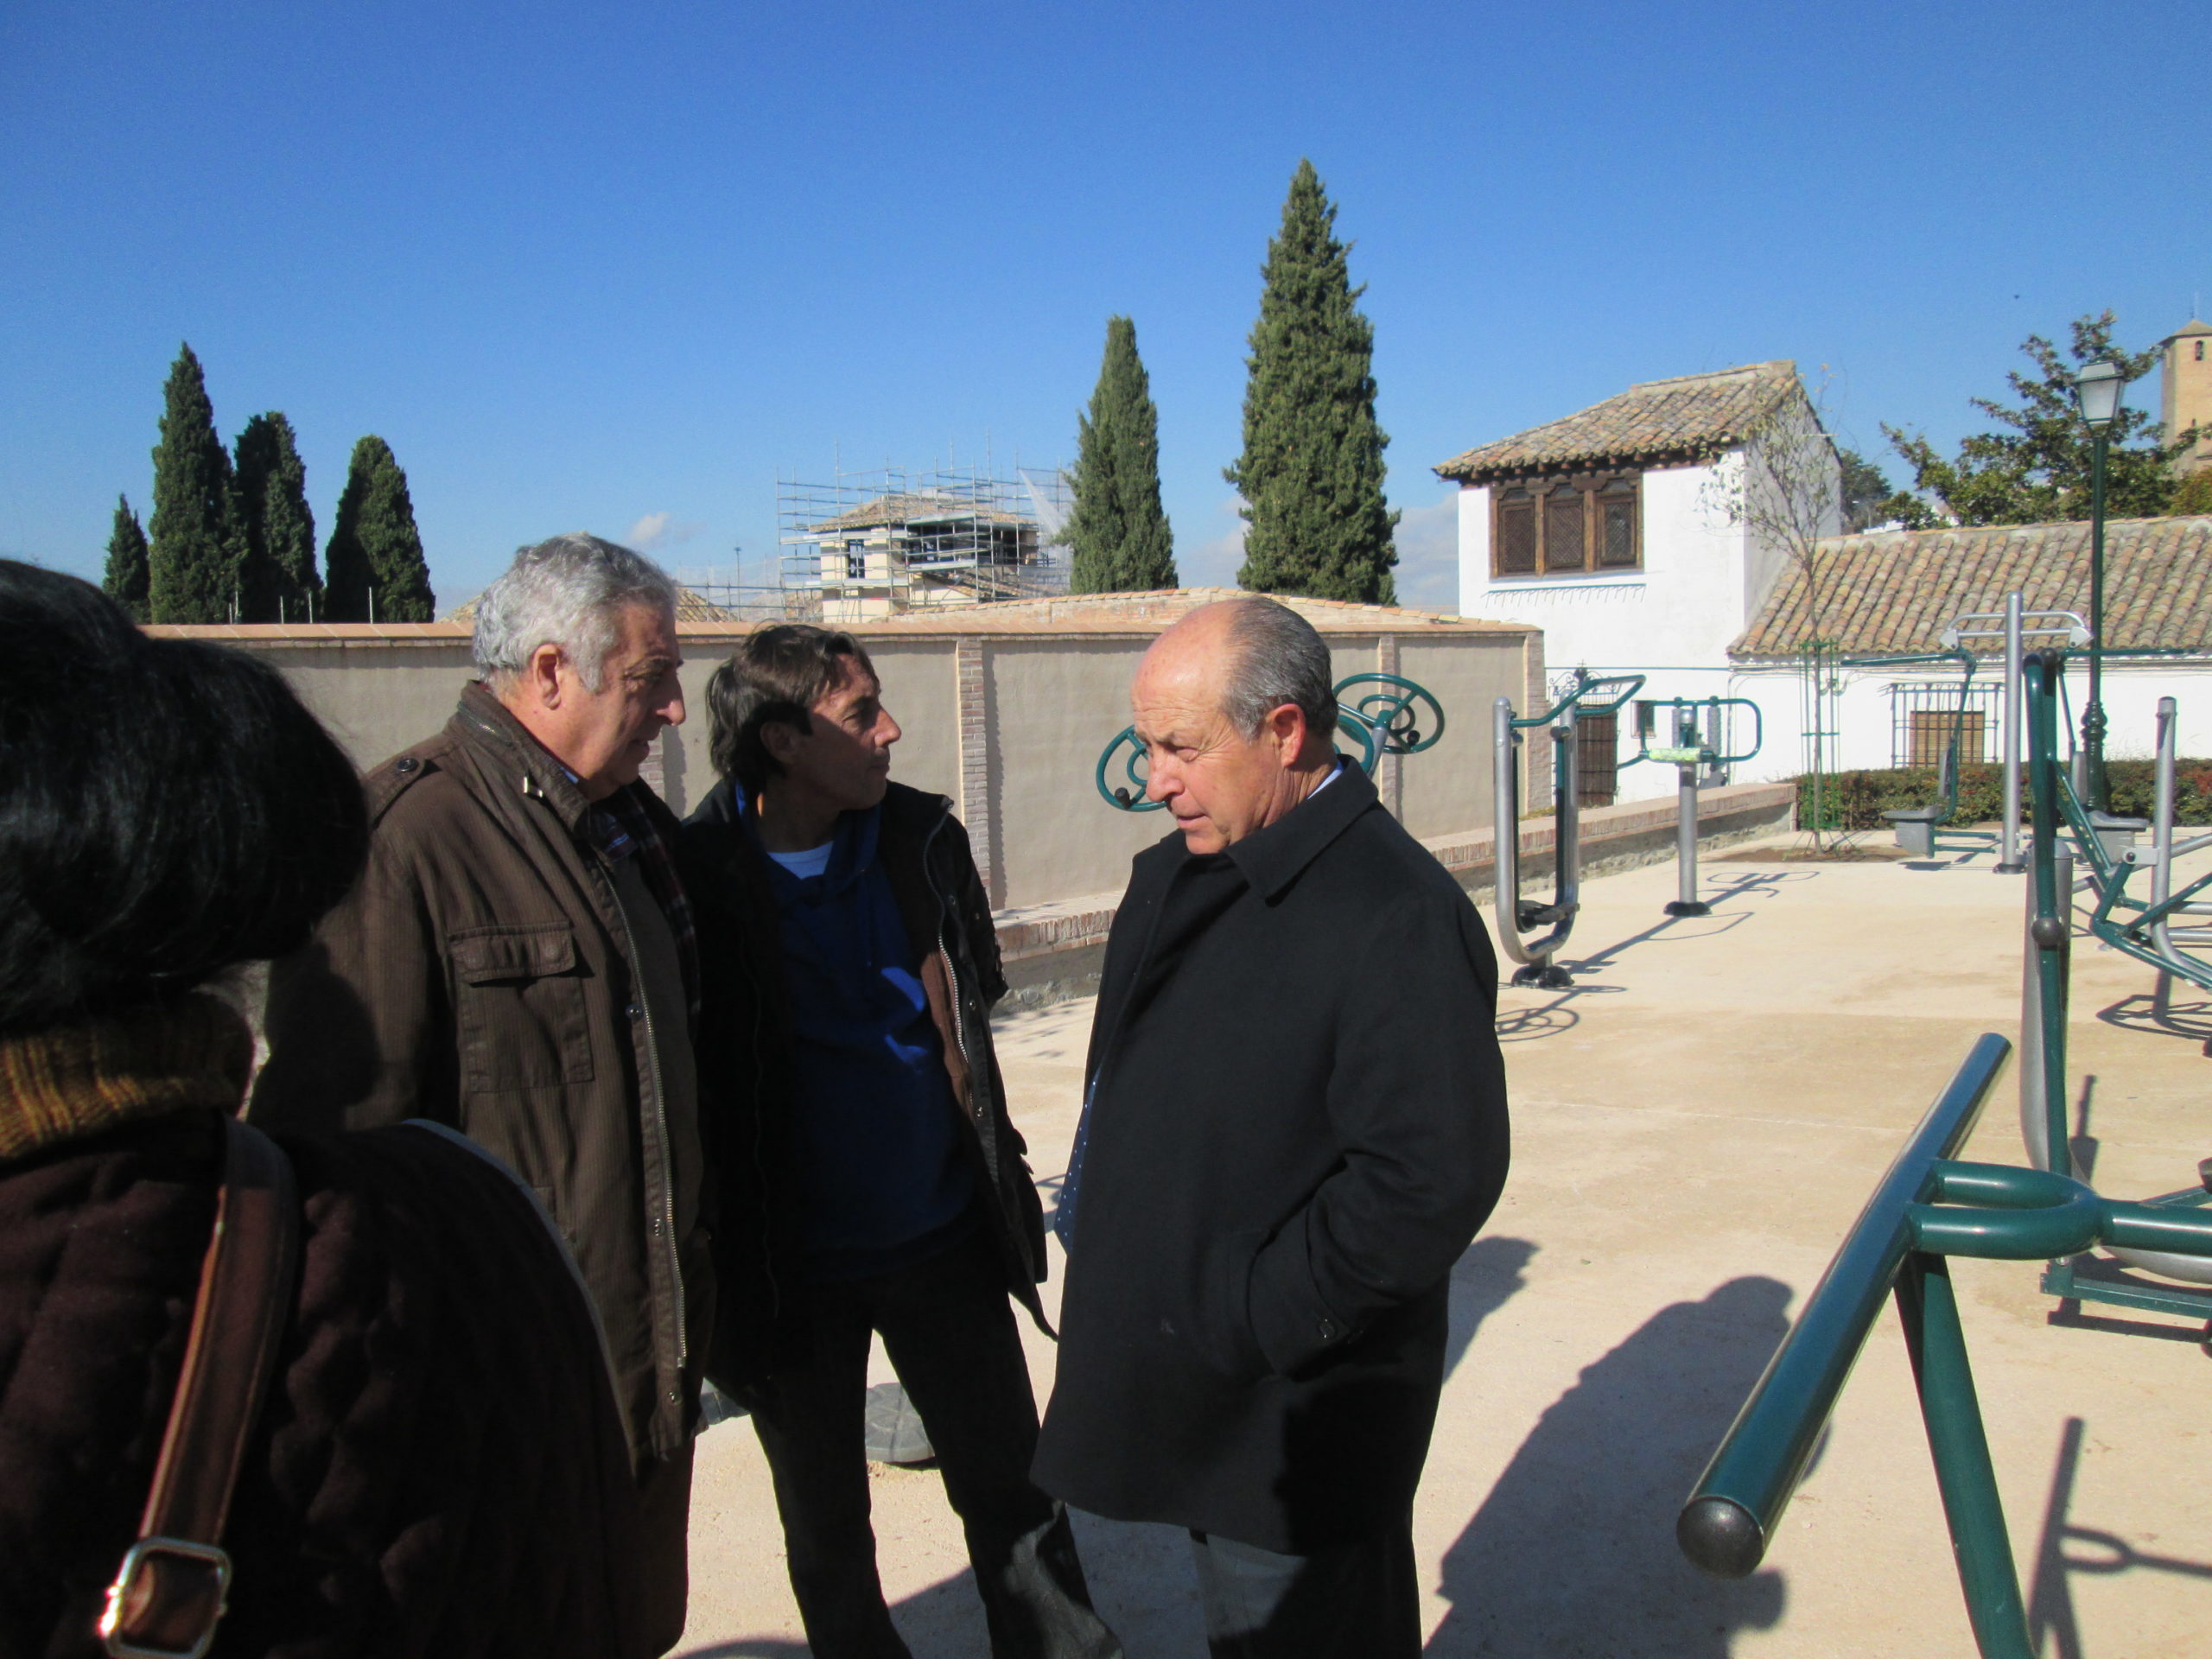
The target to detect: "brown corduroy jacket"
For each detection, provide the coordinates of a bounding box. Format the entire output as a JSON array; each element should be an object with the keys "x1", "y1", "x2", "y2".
[{"x1": 254, "y1": 685, "x2": 712, "y2": 1465}]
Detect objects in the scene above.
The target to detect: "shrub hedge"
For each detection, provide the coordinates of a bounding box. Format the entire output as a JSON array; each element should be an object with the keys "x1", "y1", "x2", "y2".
[{"x1": 1798, "y1": 759, "x2": 2212, "y2": 831}]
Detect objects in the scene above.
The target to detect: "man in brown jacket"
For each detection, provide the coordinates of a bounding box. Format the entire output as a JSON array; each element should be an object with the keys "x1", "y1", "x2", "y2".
[{"x1": 254, "y1": 533, "x2": 709, "y2": 1652}]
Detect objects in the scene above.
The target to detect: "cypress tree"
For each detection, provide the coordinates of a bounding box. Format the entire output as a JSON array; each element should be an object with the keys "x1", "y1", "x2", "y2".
[
  {"x1": 102, "y1": 495, "x2": 151, "y2": 623},
  {"x1": 1069, "y1": 315, "x2": 1177, "y2": 593},
  {"x1": 1225, "y1": 160, "x2": 1400, "y2": 605},
  {"x1": 323, "y1": 435, "x2": 434, "y2": 621},
  {"x1": 234, "y1": 413, "x2": 321, "y2": 622},
  {"x1": 147, "y1": 343, "x2": 240, "y2": 622}
]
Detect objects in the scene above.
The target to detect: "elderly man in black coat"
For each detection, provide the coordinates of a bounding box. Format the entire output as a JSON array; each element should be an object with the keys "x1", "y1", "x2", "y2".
[{"x1": 1034, "y1": 597, "x2": 1510, "y2": 1657}]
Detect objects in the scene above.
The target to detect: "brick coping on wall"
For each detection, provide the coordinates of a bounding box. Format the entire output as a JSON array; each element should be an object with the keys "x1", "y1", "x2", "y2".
[{"x1": 993, "y1": 779, "x2": 1796, "y2": 971}]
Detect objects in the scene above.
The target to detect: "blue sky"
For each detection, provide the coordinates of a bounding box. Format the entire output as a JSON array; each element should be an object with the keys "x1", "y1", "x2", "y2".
[{"x1": 4, "y1": 0, "x2": 2207, "y2": 612}]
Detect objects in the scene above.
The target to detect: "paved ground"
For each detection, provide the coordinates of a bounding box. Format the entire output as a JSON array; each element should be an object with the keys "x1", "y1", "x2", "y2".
[{"x1": 675, "y1": 832, "x2": 2212, "y2": 1657}]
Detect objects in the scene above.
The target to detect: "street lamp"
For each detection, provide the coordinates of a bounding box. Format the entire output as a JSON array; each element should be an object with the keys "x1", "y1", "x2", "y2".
[{"x1": 2075, "y1": 357, "x2": 2123, "y2": 810}]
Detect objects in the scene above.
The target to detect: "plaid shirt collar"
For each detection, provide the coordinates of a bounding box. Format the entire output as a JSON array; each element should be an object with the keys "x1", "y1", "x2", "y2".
[{"x1": 587, "y1": 782, "x2": 700, "y2": 1027}]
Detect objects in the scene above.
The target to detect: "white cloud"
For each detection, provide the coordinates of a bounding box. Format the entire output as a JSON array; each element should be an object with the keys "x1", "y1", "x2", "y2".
[
  {"x1": 1389, "y1": 492, "x2": 1461, "y2": 612},
  {"x1": 1179, "y1": 498, "x2": 1248, "y2": 589},
  {"x1": 624, "y1": 512, "x2": 705, "y2": 553}
]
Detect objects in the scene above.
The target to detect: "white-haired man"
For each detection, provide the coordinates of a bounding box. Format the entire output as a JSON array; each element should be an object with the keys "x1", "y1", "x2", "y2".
[{"x1": 256, "y1": 533, "x2": 708, "y2": 1652}]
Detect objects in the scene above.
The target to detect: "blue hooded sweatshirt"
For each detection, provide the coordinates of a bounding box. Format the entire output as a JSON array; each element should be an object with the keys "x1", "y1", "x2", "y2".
[{"x1": 747, "y1": 796, "x2": 976, "y2": 1281}]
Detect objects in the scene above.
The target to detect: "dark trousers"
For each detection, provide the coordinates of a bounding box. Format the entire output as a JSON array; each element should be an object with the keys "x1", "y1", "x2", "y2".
[
  {"x1": 1187, "y1": 1522, "x2": 1420, "y2": 1658},
  {"x1": 748, "y1": 1230, "x2": 1120, "y2": 1659},
  {"x1": 636, "y1": 1441, "x2": 696, "y2": 1656}
]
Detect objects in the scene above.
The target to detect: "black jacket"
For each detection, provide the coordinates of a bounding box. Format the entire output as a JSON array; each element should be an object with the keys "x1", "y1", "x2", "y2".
[
  {"x1": 678, "y1": 778, "x2": 1048, "y2": 1392},
  {"x1": 1033, "y1": 766, "x2": 1510, "y2": 1554}
]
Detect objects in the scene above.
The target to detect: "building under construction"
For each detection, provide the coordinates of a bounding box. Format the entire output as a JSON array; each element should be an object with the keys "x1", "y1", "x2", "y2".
[{"x1": 776, "y1": 462, "x2": 1071, "y2": 622}]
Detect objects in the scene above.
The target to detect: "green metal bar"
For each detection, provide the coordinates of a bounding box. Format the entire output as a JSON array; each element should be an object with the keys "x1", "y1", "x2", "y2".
[
  {"x1": 1894, "y1": 1255, "x2": 2035, "y2": 1659},
  {"x1": 1507, "y1": 669, "x2": 1647, "y2": 729},
  {"x1": 2024, "y1": 655, "x2": 2074, "y2": 1180},
  {"x1": 1677, "y1": 1033, "x2": 2012, "y2": 1578}
]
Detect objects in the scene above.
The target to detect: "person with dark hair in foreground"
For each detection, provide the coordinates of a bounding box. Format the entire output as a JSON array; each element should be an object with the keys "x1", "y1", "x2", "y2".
[
  {"x1": 251, "y1": 533, "x2": 709, "y2": 1649},
  {"x1": 1035, "y1": 598, "x2": 1511, "y2": 1658},
  {"x1": 678, "y1": 624, "x2": 1119, "y2": 1659},
  {"x1": 0, "y1": 559, "x2": 653, "y2": 1657}
]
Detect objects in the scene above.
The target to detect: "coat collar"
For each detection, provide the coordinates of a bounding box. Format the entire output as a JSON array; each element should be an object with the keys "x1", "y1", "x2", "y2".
[
  {"x1": 452, "y1": 683, "x2": 600, "y2": 840},
  {"x1": 0, "y1": 993, "x2": 251, "y2": 1161},
  {"x1": 1222, "y1": 760, "x2": 1377, "y2": 901}
]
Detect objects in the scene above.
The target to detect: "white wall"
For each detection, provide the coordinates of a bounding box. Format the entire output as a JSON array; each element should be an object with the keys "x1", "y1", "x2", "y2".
[
  {"x1": 1457, "y1": 458, "x2": 1754, "y2": 673},
  {"x1": 1456, "y1": 457, "x2": 1770, "y2": 802}
]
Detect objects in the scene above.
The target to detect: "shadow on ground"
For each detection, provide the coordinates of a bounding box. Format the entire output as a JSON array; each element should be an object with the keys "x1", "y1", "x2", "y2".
[
  {"x1": 2028, "y1": 1414, "x2": 2212, "y2": 1659},
  {"x1": 678, "y1": 1236, "x2": 1541, "y2": 1657},
  {"x1": 1423, "y1": 1276, "x2": 1792, "y2": 1657}
]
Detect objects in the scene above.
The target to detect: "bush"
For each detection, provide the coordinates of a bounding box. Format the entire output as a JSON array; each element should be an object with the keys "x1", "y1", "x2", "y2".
[{"x1": 1799, "y1": 760, "x2": 2212, "y2": 831}]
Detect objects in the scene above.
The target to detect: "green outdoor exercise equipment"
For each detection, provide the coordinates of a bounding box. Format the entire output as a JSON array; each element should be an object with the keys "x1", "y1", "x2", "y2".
[
  {"x1": 1678, "y1": 1032, "x2": 2212, "y2": 1659},
  {"x1": 1094, "y1": 672, "x2": 1444, "y2": 812},
  {"x1": 1491, "y1": 669, "x2": 1646, "y2": 988},
  {"x1": 1622, "y1": 696, "x2": 1762, "y2": 918}
]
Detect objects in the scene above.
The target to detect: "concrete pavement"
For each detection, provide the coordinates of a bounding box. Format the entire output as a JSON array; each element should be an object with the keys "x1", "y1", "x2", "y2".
[{"x1": 675, "y1": 833, "x2": 2212, "y2": 1657}]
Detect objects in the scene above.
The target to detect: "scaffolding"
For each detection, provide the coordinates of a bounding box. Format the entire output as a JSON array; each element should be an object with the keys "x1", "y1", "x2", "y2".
[{"x1": 776, "y1": 461, "x2": 1071, "y2": 623}]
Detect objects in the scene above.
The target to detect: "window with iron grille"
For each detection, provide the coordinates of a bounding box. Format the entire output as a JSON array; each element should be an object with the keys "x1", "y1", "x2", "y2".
[
  {"x1": 1491, "y1": 472, "x2": 1639, "y2": 577},
  {"x1": 1889, "y1": 683, "x2": 2002, "y2": 768}
]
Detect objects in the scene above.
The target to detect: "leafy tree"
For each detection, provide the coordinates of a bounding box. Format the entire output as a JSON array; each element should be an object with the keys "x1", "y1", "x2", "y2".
[
  {"x1": 1226, "y1": 159, "x2": 1398, "y2": 604},
  {"x1": 1837, "y1": 448, "x2": 1897, "y2": 532},
  {"x1": 147, "y1": 343, "x2": 240, "y2": 622},
  {"x1": 2171, "y1": 468, "x2": 2212, "y2": 516},
  {"x1": 1069, "y1": 315, "x2": 1177, "y2": 592},
  {"x1": 102, "y1": 495, "x2": 150, "y2": 622},
  {"x1": 1882, "y1": 313, "x2": 2192, "y2": 528},
  {"x1": 323, "y1": 436, "x2": 434, "y2": 621},
  {"x1": 233, "y1": 412, "x2": 321, "y2": 622}
]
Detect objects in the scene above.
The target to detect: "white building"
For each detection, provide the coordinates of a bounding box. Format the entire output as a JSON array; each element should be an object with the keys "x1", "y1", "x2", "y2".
[
  {"x1": 1442, "y1": 357, "x2": 2212, "y2": 802},
  {"x1": 1732, "y1": 517, "x2": 2212, "y2": 779},
  {"x1": 1440, "y1": 362, "x2": 1838, "y2": 801}
]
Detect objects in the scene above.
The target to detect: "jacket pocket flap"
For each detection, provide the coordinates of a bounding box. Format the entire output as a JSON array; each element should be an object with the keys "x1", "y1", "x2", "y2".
[{"x1": 450, "y1": 925, "x2": 578, "y2": 983}]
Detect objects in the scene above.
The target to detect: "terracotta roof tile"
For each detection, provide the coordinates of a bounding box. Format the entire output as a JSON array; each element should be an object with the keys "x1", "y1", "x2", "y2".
[
  {"x1": 1435, "y1": 362, "x2": 1802, "y2": 483},
  {"x1": 1730, "y1": 517, "x2": 2212, "y2": 659}
]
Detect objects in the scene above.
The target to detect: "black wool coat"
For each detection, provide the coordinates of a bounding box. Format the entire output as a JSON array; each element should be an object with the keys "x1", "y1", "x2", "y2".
[{"x1": 1032, "y1": 766, "x2": 1510, "y2": 1554}]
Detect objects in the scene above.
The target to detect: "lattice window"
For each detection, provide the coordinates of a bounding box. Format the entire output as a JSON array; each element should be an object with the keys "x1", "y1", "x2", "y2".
[
  {"x1": 1543, "y1": 484, "x2": 1586, "y2": 572},
  {"x1": 1496, "y1": 488, "x2": 1537, "y2": 573},
  {"x1": 1491, "y1": 472, "x2": 1640, "y2": 576},
  {"x1": 1597, "y1": 479, "x2": 1638, "y2": 568}
]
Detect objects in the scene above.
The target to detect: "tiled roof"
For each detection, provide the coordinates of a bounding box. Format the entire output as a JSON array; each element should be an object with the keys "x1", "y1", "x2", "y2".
[
  {"x1": 1730, "y1": 517, "x2": 2212, "y2": 660},
  {"x1": 1434, "y1": 362, "x2": 1802, "y2": 483},
  {"x1": 806, "y1": 493, "x2": 1033, "y2": 534}
]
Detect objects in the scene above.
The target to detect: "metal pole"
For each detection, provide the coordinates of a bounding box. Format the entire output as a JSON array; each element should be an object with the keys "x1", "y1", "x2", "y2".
[
  {"x1": 2152, "y1": 696, "x2": 2178, "y2": 1020},
  {"x1": 1667, "y1": 703, "x2": 1710, "y2": 917},
  {"x1": 1545, "y1": 707, "x2": 1582, "y2": 984},
  {"x1": 1996, "y1": 592, "x2": 2024, "y2": 873},
  {"x1": 2082, "y1": 433, "x2": 2110, "y2": 810},
  {"x1": 1492, "y1": 697, "x2": 1525, "y2": 967},
  {"x1": 1894, "y1": 1255, "x2": 2036, "y2": 1659}
]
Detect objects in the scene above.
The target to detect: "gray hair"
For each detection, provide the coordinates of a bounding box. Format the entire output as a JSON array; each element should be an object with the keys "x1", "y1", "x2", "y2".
[
  {"x1": 473, "y1": 534, "x2": 679, "y2": 691},
  {"x1": 1218, "y1": 598, "x2": 1338, "y2": 741}
]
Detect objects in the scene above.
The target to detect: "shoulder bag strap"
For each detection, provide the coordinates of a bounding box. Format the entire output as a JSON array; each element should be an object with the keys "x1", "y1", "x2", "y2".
[{"x1": 99, "y1": 1116, "x2": 301, "y2": 1659}]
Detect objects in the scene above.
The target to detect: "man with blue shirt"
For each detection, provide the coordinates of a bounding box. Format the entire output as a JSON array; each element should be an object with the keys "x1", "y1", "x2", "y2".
[{"x1": 679, "y1": 625, "x2": 1118, "y2": 1659}]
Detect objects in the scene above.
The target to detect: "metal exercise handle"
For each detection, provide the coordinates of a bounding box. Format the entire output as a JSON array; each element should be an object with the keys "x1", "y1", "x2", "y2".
[{"x1": 1678, "y1": 1034, "x2": 2013, "y2": 1580}]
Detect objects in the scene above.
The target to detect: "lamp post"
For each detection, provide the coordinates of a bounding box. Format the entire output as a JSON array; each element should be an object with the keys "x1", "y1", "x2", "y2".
[{"x1": 2074, "y1": 357, "x2": 2123, "y2": 810}]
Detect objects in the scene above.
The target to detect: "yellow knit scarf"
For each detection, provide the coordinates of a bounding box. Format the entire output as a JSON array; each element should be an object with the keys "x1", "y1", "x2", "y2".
[{"x1": 0, "y1": 994, "x2": 252, "y2": 1161}]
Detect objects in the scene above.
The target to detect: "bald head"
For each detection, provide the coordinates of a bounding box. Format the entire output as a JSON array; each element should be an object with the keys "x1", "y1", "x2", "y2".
[{"x1": 1130, "y1": 599, "x2": 1338, "y2": 854}]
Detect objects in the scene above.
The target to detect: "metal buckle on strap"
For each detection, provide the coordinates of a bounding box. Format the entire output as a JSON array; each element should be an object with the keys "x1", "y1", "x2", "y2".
[{"x1": 98, "y1": 1536, "x2": 232, "y2": 1659}]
